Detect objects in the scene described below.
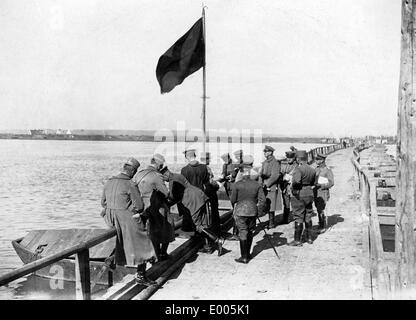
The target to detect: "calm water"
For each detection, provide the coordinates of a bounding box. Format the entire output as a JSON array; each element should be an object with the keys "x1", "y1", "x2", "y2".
[{"x1": 0, "y1": 139, "x2": 331, "y2": 299}]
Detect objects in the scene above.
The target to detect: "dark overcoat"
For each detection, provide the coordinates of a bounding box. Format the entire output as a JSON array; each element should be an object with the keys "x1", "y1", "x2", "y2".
[{"x1": 101, "y1": 173, "x2": 155, "y2": 266}]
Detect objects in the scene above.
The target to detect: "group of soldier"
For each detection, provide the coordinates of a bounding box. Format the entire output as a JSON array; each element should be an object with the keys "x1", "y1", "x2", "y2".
[{"x1": 100, "y1": 144, "x2": 334, "y2": 286}]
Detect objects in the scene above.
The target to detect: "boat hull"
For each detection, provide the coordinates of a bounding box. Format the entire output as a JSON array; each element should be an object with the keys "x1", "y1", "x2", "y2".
[{"x1": 11, "y1": 235, "x2": 134, "y2": 286}]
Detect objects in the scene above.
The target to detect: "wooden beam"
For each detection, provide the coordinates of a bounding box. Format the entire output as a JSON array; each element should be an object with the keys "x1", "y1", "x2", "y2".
[
  {"x1": 75, "y1": 249, "x2": 91, "y2": 300},
  {"x1": 396, "y1": 0, "x2": 416, "y2": 295}
]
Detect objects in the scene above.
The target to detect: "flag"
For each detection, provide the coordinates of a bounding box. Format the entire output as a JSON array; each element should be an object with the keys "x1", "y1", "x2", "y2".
[{"x1": 156, "y1": 18, "x2": 205, "y2": 94}]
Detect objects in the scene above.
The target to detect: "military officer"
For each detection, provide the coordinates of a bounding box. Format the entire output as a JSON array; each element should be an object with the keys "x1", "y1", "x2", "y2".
[
  {"x1": 201, "y1": 151, "x2": 221, "y2": 237},
  {"x1": 313, "y1": 153, "x2": 334, "y2": 234},
  {"x1": 101, "y1": 158, "x2": 156, "y2": 286},
  {"x1": 230, "y1": 155, "x2": 266, "y2": 264},
  {"x1": 232, "y1": 149, "x2": 244, "y2": 182},
  {"x1": 287, "y1": 150, "x2": 317, "y2": 246},
  {"x1": 218, "y1": 153, "x2": 234, "y2": 198},
  {"x1": 181, "y1": 149, "x2": 215, "y2": 252},
  {"x1": 280, "y1": 150, "x2": 298, "y2": 224},
  {"x1": 135, "y1": 154, "x2": 174, "y2": 262},
  {"x1": 259, "y1": 145, "x2": 282, "y2": 229}
]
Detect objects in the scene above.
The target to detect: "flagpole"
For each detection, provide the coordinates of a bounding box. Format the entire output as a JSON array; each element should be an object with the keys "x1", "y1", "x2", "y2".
[{"x1": 202, "y1": 5, "x2": 207, "y2": 153}]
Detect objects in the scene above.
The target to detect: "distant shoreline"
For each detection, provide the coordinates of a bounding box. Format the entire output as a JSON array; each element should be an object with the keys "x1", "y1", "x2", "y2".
[{"x1": 0, "y1": 133, "x2": 335, "y2": 144}]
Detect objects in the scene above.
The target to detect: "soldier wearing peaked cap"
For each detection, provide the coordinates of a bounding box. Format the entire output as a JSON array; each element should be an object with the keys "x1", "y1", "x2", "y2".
[
  {"x1": 230, "y1": 154, "x2": 266, "y2": 264},
  {"x1": 287, "y1": 150, "x2": 317, "y2": 246},
  {"x1": 313, "y1": 153, "x2": 334, "y2": 234},
  {"x1": 181, "y1": 148, "x2": 217, "y2": 253},
  {"x1": 218, "y1": 153, "x2": 234, "y2": 198},
  {"x1": 259, "y1": 145, "x2": 283, "y2": 229},
  {"x1": 225, "y1": 149, "x2": 246, "y2": 241},
  {"x1": 200, "y1": 152, "x2": 221, "y2": 237},
  {"x1": 101, "y1": 157, "x2": 157, "y2": 286},
  {"x1": 279, "y1": 151, "x2": 298, "y2": 224}
]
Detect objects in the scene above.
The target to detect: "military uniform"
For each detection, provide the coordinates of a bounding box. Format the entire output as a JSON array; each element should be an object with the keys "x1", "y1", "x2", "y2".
[
  {"x1": 201, "y1": 152, "x2": 221, "y2": 237},
  {"x1": 280, "y1": 151, "x2": 298, "y2": 223},
  {"x1": 219, "y1": 153, "x2": 234, "y2": 198},
  {"x1": 101, "y1": 172, "x2": 156, "y2": 266},
  {"x1": 259, "y1": 145, "x2": 282, "y2": 228},
  {"x1": 180, "y1": 150, "x2": 210, "y2": 232},
  {"x1": 181, "y1": 150, "x2": 223, "y2": 255},
  {"x1": 288, "y1": 150, "x2": 317, "y2": 246},
  {"x1": 313, "y1": 153, "x2": 334, "y2": 233},
  {"x1": 230, "y1": 155, "x2": 266, "y2": 264},
  {"x1": 135, "y1": 163, "x2": 175, "y2": 260}
]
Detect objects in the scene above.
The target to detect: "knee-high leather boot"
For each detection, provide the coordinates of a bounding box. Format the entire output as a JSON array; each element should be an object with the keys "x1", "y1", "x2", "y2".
[
  {"x1": 246, "y1": 232, "x2": 253, "y2": 259},
  {"x1": 305, "y1": 221, "x2": 313, "y2": 244},
  {"x1": 318, "y1": 212, "x2": 327, "y2": 234},
  {"x1": 201, "y1": 228, "x2": 224, "y2": 256},
  {"x1": 287, "y1": 222, "x2": 303, "y2": 246},
  {"x1": 235, "y1": 240, "x2": 249, "y2": 264},
  {"x1": 268, "y1": 212, "x2": 275, "y2": 229},
  {"x1": 282, "y1": 208, "x2": 290, "y2": 224}
]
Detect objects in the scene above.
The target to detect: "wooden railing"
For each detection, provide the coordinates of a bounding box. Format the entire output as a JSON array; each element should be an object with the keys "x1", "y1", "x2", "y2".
[
  {"x1": 306, "y1": 143, "x2": 344, "y2": 164},
  {"x1": 351, "y1": 145, "x2": 394, "y2": 299},
  {"x1": 0, "y1": 206, "x2": 233, "y2": 301},
  {"x1": 0, "y1": 228, "x2": 117, "y2": 300}
]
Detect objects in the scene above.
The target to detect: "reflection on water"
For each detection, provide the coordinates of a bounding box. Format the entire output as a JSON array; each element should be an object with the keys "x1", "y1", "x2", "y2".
[{"x1": 0, "y1": 139, "x2": 331, "y2": 299}]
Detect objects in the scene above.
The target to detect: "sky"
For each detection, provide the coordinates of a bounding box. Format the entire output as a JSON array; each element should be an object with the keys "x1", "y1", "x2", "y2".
[{"x1": 0, "y1": 0, "x2": 402, "y2": 137}]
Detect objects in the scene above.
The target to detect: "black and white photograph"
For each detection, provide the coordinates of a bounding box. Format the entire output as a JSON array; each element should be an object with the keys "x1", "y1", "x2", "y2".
[{"x1": 0, "y1": 0, "x2": 413, "y2": 305}]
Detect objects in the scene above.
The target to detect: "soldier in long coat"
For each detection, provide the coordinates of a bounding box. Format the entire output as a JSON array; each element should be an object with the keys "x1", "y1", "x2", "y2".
[
  {"x1": 259, "y1": 145, "x2": 282, "y2": 229},
  {"x1": 181, "y1": 149, "x2": 217, "y2": 252},
  {"x1": 201, "y1": 152, "x2": 221, "y2": 237},
  {"x1": 135, "y1": 154, "x2": 175, "y2": 262},
  {"x1": 180, "y1": 149, "x2": 210, "y2": 233},
  {"x1": 287, "y1": 150, "x2": 317, "y2": 246},
  {"x1": 280, "y1": 151, "x2": 298, "y2": 224},
  {"x1": 160, "y1": 166, "x2": 224, "y2": 256},
  {"x1": 313, "y1": 153, "x2": 334, "y2": 234},
  {"x1": 101, "y1": 158, "x2": 156, "y2": 286}
]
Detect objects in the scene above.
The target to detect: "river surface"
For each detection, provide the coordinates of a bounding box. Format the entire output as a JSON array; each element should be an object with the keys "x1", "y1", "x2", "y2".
[{"x1": 0, "y1": 139, "x2": 332, "y2": 299}]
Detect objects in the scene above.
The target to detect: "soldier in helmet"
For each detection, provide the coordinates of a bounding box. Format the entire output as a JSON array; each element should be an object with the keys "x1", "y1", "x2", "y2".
[
  {"x1": 313, "y1": 153, "x2": 334, "y2": 234},
  {"x1": 280, "y1": 150, "x2": 298, "y2": 224},
  {"x1": 230, "y1": 155, "x2": 266, "y2": 264},
  {"x1": 287, "y1": 150, "x2": 317, "y2": 246},
  {"x1": 259, "y1": 145, "x2": 283, "y2": 229}
]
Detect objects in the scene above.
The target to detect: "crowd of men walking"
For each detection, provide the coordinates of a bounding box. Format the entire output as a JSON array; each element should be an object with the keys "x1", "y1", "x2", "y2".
[{"x1": 100, "y1": 145, "x2": 334, "y2": 286}]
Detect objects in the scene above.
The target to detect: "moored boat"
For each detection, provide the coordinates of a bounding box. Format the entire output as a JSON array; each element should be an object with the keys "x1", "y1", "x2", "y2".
[{"x1": 12, "y1": 229, "x2": 134, "y2": 286}]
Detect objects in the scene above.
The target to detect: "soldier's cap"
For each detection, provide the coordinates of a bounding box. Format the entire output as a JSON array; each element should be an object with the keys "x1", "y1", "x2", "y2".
[
  {"x1": 152, "y1": 153, "x2": 165, "y2": 165},
  {"x1": 285, "y1": 151, "x2": 296, "y2": 159},
  {"x1": 183, "y1": 148, "x2": 197, "y2": 158},
  {"x1": 124, "y1": 157, "x2": 140, "y2": 170},
  {"x1": 296, "y1": 150, "x2": 308, "y2": 161},
  {"x1": 316, "y1": 153, "x2": 327, "y2": 160},
  {"x1": 242, "y1": 154, "x2": 254, "y2": 167},
  {"x1": 263, "y1": 145, "x2": 275, "y2": 152},
  {"x1": 233, "y1": 149, "x2": 244, "y2": 157},
  {"x1": 290, "y1": 146, "x2": 297, "y2": 151},
  {"x1": 200, "y1": 151, "x2": 210, "y2": 160},
  {"x1": 220, "y1": 153, "x2": 231, "y2": 162}
]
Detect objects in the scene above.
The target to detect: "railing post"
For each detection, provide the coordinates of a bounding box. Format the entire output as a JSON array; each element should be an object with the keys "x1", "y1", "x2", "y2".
[{"x1": 75, "y1": 249, "x2": 91, "y2": 300}]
